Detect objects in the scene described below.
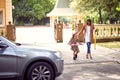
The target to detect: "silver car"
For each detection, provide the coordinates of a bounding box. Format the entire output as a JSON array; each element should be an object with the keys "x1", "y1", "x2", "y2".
[{"x1": 0, "y1": 36, "x2": 64, "y2": 80}]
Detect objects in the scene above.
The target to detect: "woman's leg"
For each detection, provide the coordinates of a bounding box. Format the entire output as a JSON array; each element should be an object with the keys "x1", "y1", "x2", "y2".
[
  {"x1": 87, "y1": 42, "x2": 91, "y2": 53},
  {"x1": 86, "y1": 42, "x2": 92, "y2": 59}
]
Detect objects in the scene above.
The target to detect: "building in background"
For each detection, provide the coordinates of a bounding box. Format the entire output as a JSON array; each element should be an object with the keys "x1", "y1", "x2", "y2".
[
  {"x1": 47, "y1": 0, "x2": 81, "y2": 27},
  {"x1": 0, "y1": 0, "x2": 13, "y2": 36}
]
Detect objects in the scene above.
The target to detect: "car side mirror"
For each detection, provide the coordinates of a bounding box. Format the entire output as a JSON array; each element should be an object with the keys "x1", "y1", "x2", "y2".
[
  {"x1": 15, "y1": 43, "x2": 21, "y2": 46},
  {"x1": 0, "y1": 43, "x2": 8, "y2": 48}
]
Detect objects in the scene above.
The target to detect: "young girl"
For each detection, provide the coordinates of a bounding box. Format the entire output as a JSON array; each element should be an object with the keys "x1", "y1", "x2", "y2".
[{"x1": 68, "y1": 33, "x2": 81, "y2": 60}]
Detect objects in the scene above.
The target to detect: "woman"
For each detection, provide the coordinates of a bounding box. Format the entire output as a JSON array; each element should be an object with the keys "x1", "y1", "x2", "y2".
[{"x1": 76, "y1": 19, "x2": 95, "y2": 59}]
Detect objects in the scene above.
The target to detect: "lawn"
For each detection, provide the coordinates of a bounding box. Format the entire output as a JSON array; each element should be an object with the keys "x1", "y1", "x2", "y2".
[{"x1": 97, "y1": 41, "x2": 120, "y2": 48}]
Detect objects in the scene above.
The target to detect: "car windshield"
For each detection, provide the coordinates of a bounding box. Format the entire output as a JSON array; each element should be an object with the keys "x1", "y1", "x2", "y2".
[{"x1": 0, "y1": 36, "x2": 16, "y2": 46}]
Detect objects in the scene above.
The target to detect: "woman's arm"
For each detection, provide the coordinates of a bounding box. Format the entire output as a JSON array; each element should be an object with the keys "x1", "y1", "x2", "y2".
[
  {"x1": 92, "y1": 24, "x2": 96, "y2": 33},
  {"x1": 93, "y1": 24, "x2": 95, "y2": 30},
  {"x1": 76, "y1": 25, "x2": 85, "y2": 36}
]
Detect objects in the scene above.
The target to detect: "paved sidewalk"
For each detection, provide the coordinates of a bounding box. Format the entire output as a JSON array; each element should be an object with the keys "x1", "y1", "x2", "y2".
[
  {"x1": 30, "y1": 43, "x2": 120, "y2": 64},
  {"x1": 15, "y1": 27, "x2": 120, "y2": 64}
]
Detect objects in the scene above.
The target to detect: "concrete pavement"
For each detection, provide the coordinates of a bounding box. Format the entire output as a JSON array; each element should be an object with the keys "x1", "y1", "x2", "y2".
[
  {"x1": 56, "y1": 62, "x2": 120, "y2": 80},
  {"x1": 26, "y1": 43, "x2": 120, "y2": 64}
]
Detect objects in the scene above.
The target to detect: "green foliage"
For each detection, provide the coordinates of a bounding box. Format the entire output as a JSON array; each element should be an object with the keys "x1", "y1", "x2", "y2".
[
  {"x1": 116, "y1": 2, "x2": 120, "y2": 11},
  {"x1": 59, "y1": 17, "x2": 72, "y2": 23},
  {"x1": 98, "y1": 41, "x2": 120, "y2": 48},
  {"x1": 17, "y1": 21, "x2": 24, "y2": 26},
  {"x1": 70, "y1": 0, "x2": 120, "y2": 24},
  {"x1": 12, "y1": 0, "x2": 55, "y2": 23},
  {"x1": 27, "y1": 0, "x2": 55, "y2": 19},
  {"x1": 13, "y1": 1, "x2": 31, "y2": 17}
]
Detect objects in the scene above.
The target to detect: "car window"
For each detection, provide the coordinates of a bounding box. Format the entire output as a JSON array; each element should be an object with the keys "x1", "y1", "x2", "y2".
[
  {"x1": 0, "y1": 40, "x2": 8, "y2": 53},
  {"x1": 0, "y1": 40, "x2": 15, "y2": 55},
  {"x1": 0, "y1": 36, "x2": 16, "y2": 46},
  {"x1": 0, "y1": 40, "x2": 8, "y2": 47}
]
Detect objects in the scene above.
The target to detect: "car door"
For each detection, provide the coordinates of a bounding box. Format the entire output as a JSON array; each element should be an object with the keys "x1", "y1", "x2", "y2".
[{"x1": 0, "y1": 40, "x2": 17, "y2": 78}]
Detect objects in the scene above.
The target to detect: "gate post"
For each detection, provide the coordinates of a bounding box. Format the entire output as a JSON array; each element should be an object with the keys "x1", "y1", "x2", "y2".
[
  {"x1": 76, "y1": 20, "x2": 84, "y2": 42},
  {"x1": 55, "y1": 21, "x2": 63, "y2": 42},
  {"x1": 6, "y1": 21, "x2": 15, "y2": 41}
]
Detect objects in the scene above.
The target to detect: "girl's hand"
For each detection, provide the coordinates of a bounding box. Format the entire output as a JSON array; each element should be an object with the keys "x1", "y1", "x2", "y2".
[
  {"x1": 79, "y1": 43, "x2": 83, "y2": 45},
  {"x1": 76, "y1": 32, "x2": 80, "y2": 36},
  {"x1": 75, "y1": 33, "x2": 80, "y2": 39}
]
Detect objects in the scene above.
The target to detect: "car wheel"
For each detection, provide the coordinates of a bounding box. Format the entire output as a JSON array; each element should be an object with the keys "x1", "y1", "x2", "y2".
[{"x1": 27, "y1": 62, "x2": 55, "y2": 80}]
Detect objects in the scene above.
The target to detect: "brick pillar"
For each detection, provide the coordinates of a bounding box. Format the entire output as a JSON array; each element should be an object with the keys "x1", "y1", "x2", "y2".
[{"x1": 5, "y1": 0, "x2": 12, "y2": 25}]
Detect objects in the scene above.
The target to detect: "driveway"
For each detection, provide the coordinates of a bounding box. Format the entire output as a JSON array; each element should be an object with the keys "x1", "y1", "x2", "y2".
[
  {"x1": 56, "y1": 62, "x2": 120, "y2": 80},
  {"x1": 16, "y1": 26, "x2": 72, "y2": 44}
]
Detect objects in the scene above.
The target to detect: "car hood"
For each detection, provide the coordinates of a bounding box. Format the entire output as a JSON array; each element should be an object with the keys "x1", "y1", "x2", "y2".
[{"x1": 16, "y1": 45, "x2": 57, "y2": 55}]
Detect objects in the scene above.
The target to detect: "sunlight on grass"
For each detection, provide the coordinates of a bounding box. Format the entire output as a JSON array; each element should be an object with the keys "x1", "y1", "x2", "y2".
[{"x1": 97, "y1": 42, "x2": 120, "y2": 48}]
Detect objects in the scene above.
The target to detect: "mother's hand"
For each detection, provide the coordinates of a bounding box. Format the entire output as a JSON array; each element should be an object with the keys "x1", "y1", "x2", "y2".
[
  {"x1": 76, "y1": 32, "x2": 80, "y2": 36},
  {"x1": 74, "y1": 32, "x2": 79, "y2": 39}
]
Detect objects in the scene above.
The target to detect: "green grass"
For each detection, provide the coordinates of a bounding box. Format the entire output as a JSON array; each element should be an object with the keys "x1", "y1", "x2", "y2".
[{"x1": 97, "y1": 41, "x2": 120, "y2": 48}]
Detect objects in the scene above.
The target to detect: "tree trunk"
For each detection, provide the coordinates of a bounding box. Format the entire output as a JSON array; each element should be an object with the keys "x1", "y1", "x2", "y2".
[
  {"x1": 98, "y1": 8, "x2": 103, "y2": 24},
  {"x1": 108, "y1": 8, "x2": 113, "y2": 24}
]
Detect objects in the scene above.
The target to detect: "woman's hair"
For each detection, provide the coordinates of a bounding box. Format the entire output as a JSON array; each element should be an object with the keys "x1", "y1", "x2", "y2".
[{"x1": 87, "y1": 19, "x2": 91, "y2": 25}]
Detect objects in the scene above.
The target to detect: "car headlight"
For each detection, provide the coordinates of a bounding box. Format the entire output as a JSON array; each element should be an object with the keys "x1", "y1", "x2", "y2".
[{"x1": 54, "y1": 51, "x2": 62, "y2": 58}]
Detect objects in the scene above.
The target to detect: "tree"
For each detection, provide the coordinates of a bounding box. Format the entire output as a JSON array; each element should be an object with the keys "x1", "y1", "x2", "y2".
[
  {"x1": 116, "y1": 2, "x2": 120, "y2": 11},
  {"x1": 13, "y1": 0, "x2": 34, "y2": 21},
  {"x1": 70, "y1": 0, "x2": 120, "y2": 24},
  {"x1": 26, "y1": 0, "x2": 55, "y2": 19},
  {"x1": 12, "y1": 0, "x2": 55, "y2": 24},
  {"x1": 103, "y1": 0, "x2": 119, "y2": 24}
]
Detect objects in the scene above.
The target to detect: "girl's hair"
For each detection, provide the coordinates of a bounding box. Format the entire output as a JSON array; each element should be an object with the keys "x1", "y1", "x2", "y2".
[{"x1": 87, "y1": 19, "x2": 91, "y2": 25}]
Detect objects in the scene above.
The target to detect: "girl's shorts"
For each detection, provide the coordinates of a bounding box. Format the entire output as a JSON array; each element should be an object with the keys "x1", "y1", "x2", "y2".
[{"x1": 71, "y1": 46, "x2": 79, "y2": 52}]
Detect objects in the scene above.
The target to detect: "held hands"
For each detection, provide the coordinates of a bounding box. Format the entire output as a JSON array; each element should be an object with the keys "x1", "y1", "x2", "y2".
[
  {"x1": 74, "y1": 32, "x2": 80, "y2": 36},
  {"x1": 74, "y1": 32, "x2": 80, "y2": 40},
  {"x1": 78, "y1": 42, "x2": 83, "y2": 45}
]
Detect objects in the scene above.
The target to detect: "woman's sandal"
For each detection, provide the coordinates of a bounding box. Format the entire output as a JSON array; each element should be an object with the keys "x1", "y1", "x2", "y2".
[
  {"x1": 90, "y1": 56, "x2": 93, "y2": 59},
  {"x1": 86, "y1": 55, "x2": 89, "y2": 59}
]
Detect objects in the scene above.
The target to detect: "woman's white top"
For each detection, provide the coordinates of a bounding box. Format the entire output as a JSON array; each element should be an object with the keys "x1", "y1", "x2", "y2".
[{"x1": 85, "y1": 25, "x2": 91, "y2": 43}]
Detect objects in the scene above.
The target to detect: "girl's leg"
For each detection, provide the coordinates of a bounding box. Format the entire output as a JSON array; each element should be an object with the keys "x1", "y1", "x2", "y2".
[
  {"x1": 73, "y1": 51, "x2": 78, "y2": 60},
  {"x1": 73, "y1": 51, "x2": 76, "y2": 60},
  {"x1": 74, "y1": 51, "x2": 78, "y2": 59},
  {"x1": 75, "y1": 46, "x2": 80, "y2": 59}
]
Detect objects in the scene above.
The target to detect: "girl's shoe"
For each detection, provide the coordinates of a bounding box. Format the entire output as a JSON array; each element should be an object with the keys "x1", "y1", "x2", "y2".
[
  {"x1": 75, "y1": 54, "x2": 77, "y2": 58},
  {"x1": 73, "y1": 56, "x2": 76, "y2": 60}
]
